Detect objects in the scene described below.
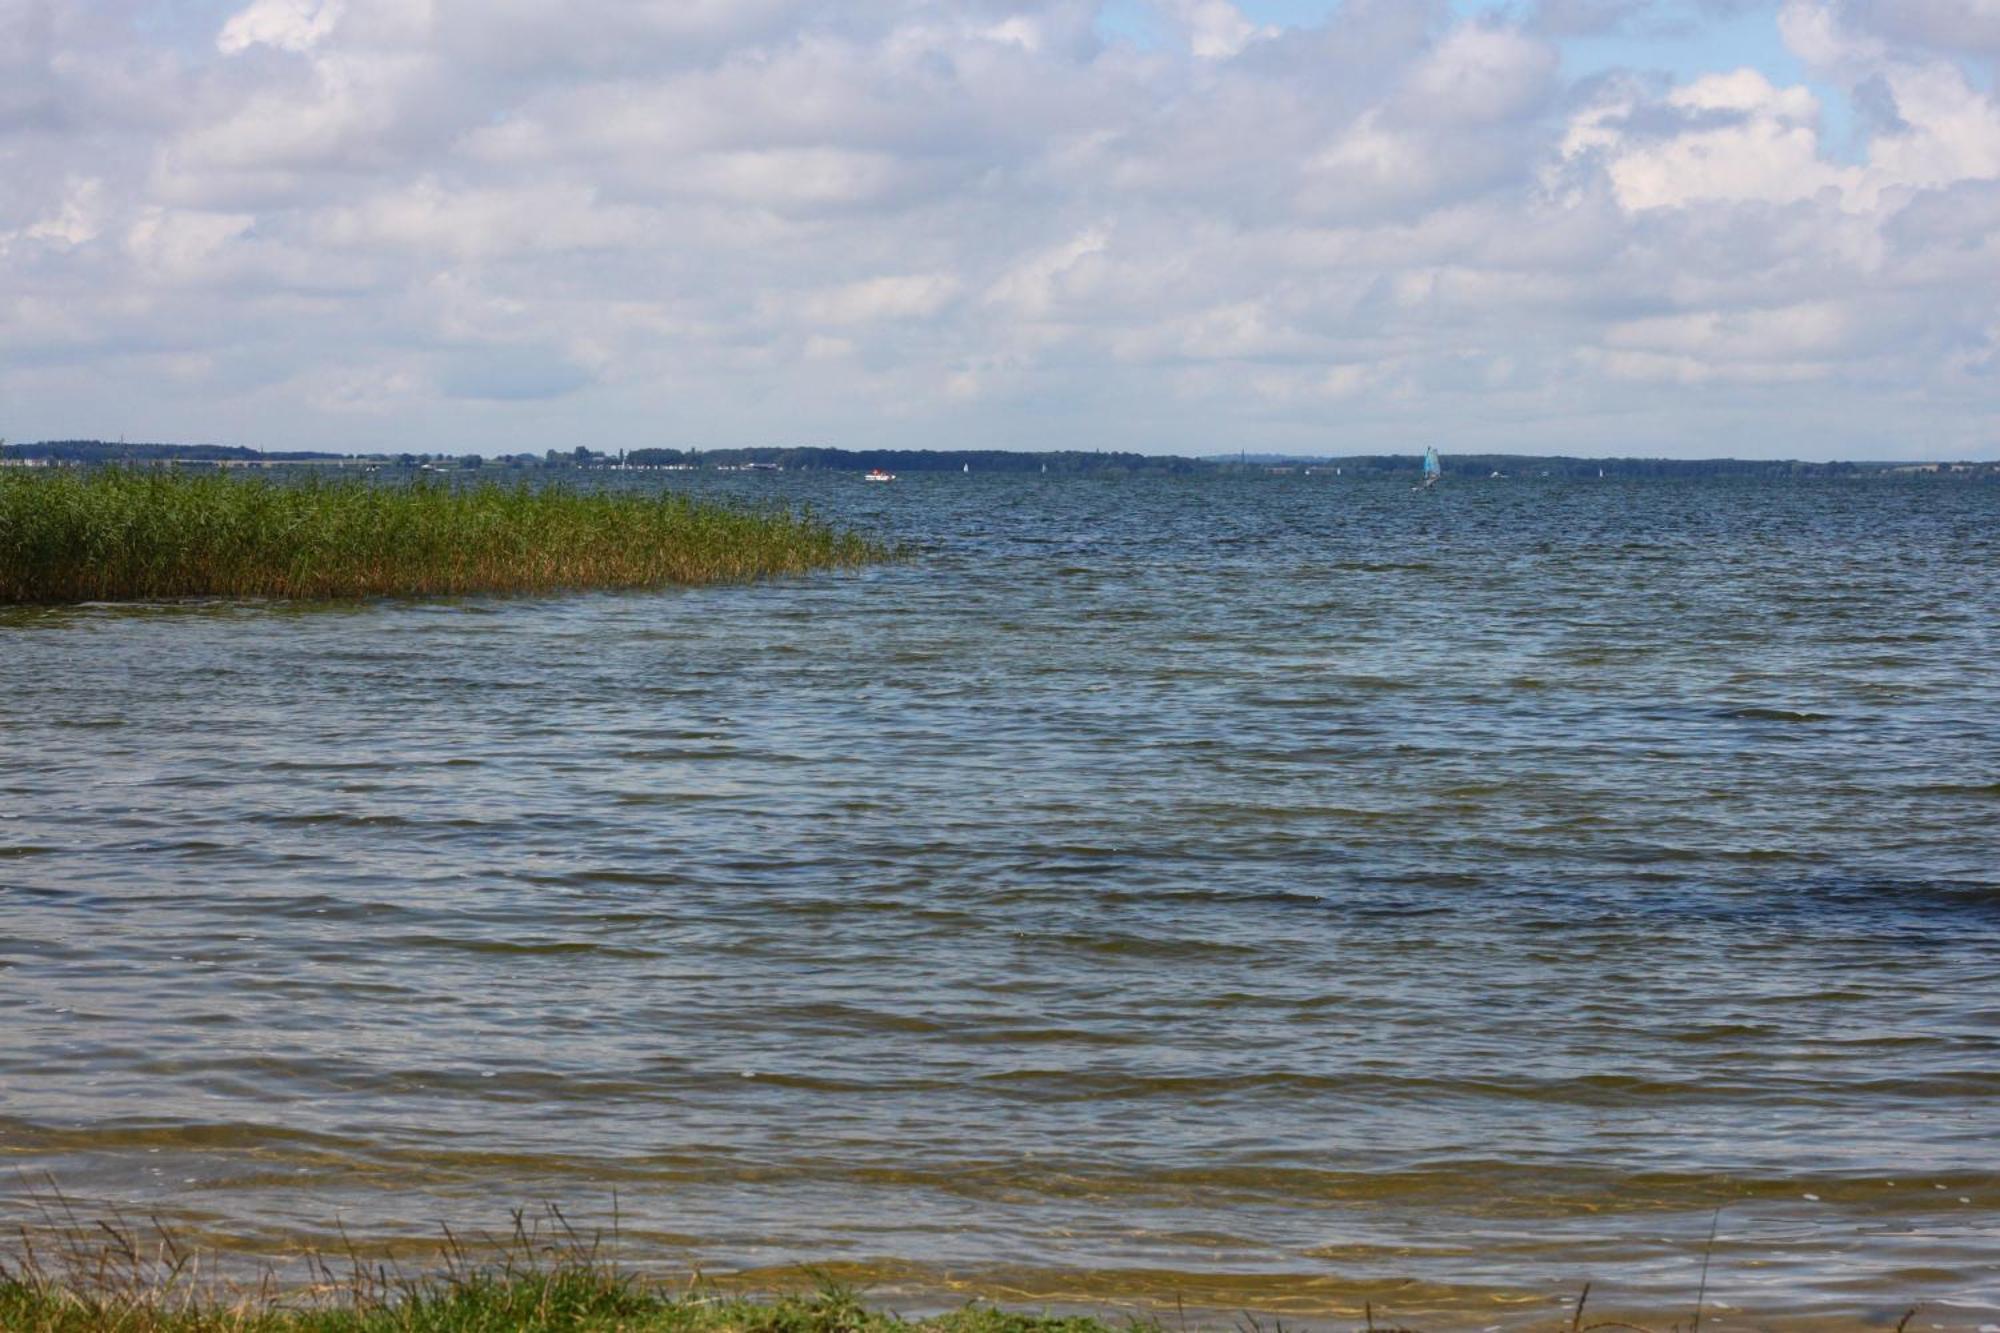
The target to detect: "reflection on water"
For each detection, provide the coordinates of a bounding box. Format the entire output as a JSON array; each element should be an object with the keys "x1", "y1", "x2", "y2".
[{"x1": 2, "y1": 473, "x2": 1997, "y2": 1328}]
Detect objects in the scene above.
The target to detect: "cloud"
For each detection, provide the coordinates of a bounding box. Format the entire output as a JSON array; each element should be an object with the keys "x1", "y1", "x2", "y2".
[
  {"x1": 795, "y1": 274, "x2": 961, "y2": 325},
  {"x1": 435, "y1": 345, "x2": 593, "y2": 401},
  {"x1": 123, "y1": 207, "x2": 256, "y2": 283},
  {"x1": 984, "y1": 227, "x2": 1112, "y2": 318},
  {"x1": 1, "y1": 0, "x2": 1998, "y2": 457},
  {"x1": 1, "y1": 176, "x2": 107, "y2": 251},
  {"x1": 1164, "y1": 0, "x2": 1275, "y2": 59},
  {"x1": 217, "y1": 0, "x2": 344, "y2": 55},
  {"x1": 1823, "y1": 0, "x2": 2000, "y2": 59},
  {"x1": 1403, "y1": 23, "x2": 1559, "y2": 125},
  {"x1": 1566, "y1": 69, "x2": 1851, "y2": 209}
]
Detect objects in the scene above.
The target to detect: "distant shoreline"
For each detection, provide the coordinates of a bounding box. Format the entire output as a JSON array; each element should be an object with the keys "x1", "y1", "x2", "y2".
[{"x1": 5, "y1": 438, "x2": 1996, "y2": 480}]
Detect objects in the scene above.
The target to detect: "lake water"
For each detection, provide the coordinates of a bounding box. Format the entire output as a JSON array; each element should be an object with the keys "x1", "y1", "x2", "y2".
[{"x1": 2, "y1": 471, "x2": 1996, "y2": 1329}]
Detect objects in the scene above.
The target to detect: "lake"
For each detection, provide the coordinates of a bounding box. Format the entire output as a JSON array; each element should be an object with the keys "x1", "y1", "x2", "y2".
[{"x1": 2, "y1": 470, "x2": 1995, "y2": 1329}]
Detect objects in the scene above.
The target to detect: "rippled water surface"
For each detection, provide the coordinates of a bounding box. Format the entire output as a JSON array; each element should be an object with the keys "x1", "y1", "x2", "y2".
[{"x1": 3, "y1": 473, "x2": 1997, "y2": 1328}]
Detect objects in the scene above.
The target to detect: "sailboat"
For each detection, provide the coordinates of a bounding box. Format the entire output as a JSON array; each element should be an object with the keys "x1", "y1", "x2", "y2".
[{"x1": 1419, "y1": 446, "x2": 1442, "y2": 491}]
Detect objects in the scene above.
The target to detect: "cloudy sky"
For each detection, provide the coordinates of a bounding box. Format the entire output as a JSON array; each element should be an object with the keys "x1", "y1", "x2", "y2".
[{"x1": 4, "y1": 0, "x2": 1999, "y2": 459}]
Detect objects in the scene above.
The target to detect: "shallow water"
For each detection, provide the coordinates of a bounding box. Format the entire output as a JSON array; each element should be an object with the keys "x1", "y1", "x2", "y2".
[{"x1": 3, "y1": 472, "x2": 1997, "y2": 1329}]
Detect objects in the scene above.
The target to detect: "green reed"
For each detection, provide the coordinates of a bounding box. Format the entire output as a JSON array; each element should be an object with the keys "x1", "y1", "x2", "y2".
[{"x1": 0, "y1": 468, "x2": 886, "y2": 604}]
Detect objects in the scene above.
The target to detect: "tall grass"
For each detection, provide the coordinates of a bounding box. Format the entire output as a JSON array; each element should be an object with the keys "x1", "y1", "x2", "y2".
[{"x1": 0, "y1": 469, "x2": 886, "y2": 604}]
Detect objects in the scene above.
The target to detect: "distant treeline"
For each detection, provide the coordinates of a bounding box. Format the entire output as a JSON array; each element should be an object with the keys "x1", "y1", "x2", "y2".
[
  {"x1": 629, "y1": 447, "x2": 1206, "y2": 475},
  {"x1": 1289, "y1": 454, "x2": 1876, "y2": 479},
  {"x1": 2, "y1": 440, "x2": 1198, "y2": 475},
  {"x1": 6, "y1": 439, "x2": 1991, "y2": 479},
  {"x1": 9, "y1": 440, "x2": 346, "y2": 462}
]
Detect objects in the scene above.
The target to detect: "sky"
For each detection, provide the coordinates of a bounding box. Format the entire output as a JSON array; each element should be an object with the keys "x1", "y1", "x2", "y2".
[{"x1": 4, "y1": 1, "x2": 2000, "y2": 460}]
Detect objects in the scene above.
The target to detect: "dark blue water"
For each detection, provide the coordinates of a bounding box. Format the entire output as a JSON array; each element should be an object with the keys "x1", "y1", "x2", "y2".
[{"x1": 3, "y1": 472, "x2": 1996, "y2": 1328}]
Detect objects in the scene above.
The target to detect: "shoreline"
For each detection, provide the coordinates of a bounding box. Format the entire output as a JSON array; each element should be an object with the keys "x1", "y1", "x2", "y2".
[
  {"x1": 0, "y1": 1249, "x2": 1917, "y2": 1333},
  {"x1": 0, "y1": 1205, "x2": 1946, "y2": 1333}
]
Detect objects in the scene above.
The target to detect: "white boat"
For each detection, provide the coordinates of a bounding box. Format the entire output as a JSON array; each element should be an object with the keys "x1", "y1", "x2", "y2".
[{"x1": 864, "y1": 467, "x2": 896, "y2": 483}]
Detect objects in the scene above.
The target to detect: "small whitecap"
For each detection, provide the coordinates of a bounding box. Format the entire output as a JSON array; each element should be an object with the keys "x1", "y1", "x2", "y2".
[{"x1": 480, "y1": 1070, "x2": 496, "y2": 1078}]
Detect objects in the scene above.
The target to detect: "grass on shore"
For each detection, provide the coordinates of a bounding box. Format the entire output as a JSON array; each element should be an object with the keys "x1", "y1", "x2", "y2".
[
  {"x1": 0, "y1": 1204, "x2": 1118, "y2": 1333},
  {"x1": 0, "y1": 468, "x2": 886, "y2": 604},
  {"x1": 0, "y1": 1267, "x2": 1106, "y2": 1333},
  {"x1": 0, "y1": 1200, "x2": 1921, "y2": 1333}
]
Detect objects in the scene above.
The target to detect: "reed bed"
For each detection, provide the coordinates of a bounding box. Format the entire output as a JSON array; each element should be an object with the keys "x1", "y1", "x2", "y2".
[{"x1": 0, "y1": 469, "x2": 885, "y2": 603}]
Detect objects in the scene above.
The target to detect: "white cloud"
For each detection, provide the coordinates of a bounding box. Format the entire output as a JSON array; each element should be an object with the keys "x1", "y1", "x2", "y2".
[
  {"x1": 124, "y1": 207, "x2": 255, "y2": 282},
  {"x1": 675, "y1": 148, "x2": 918, "y2": 209},
  {"x1": 795, "y1": 274, "x2": 961, "y2": 325},
  {"x1": 1167, "y1": 0, "x2": 1275, "y2": 59},
  {"x1": 317, "y1": 180, "x2": 651, "y2": 260},
  {"x1": 217, "y1": 0, "x2": 346, "y2": 55},
  {"x1": 1403, "y1": 24, "x2": 1559, "y2": 124},
  {"x1": 1605, "y1": 301, "x2": 1853, "y2": 360},
  {"x1": 302, "y1": 361, "x2": 424, "y2": 414},
  {"x1": 3, "y1": 178, "x2": 108, "y2": 252},
  {"x1": 1567, "y1": 70, "x2": 1851, "y2": 210},
  {"x1": 985, "y1": 227, "x2": 1111, "y2": 318},
  {"x1": 1566, "y1": 17, "x2": 2000, "y2": 216},
  {"x1": 1863, "y1": 62, "x2": 2000, "y2": 188}
]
